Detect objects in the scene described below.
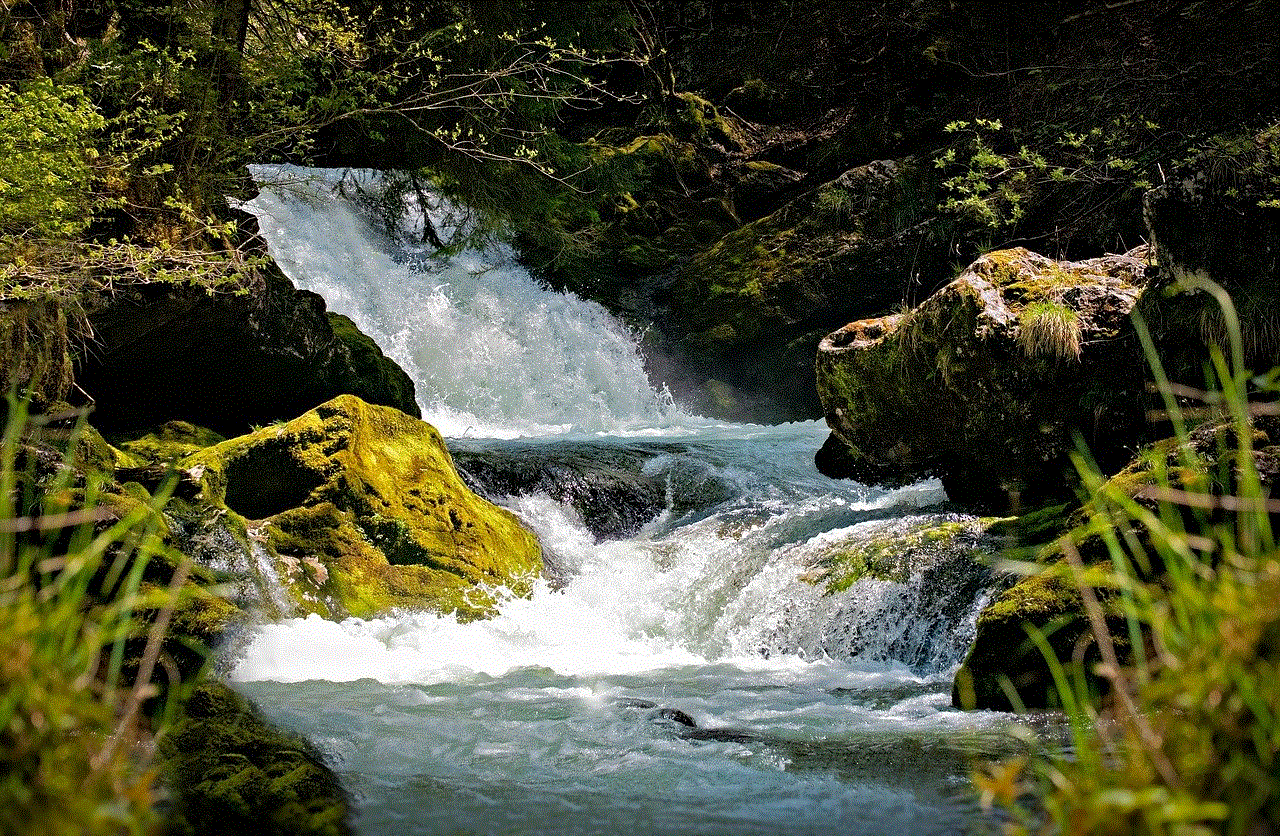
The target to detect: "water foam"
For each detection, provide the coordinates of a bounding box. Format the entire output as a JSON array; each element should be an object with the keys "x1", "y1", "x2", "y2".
[
  {"x1": 230, "y1": 478, "x2": 982, "y2": 687},
  {"x1": 238, "y1": 165, "x2": 693, "y2": 438}
]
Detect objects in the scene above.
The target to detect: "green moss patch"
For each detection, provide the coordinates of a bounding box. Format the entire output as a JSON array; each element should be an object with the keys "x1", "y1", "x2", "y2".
[
  {"x1": 814, "y1": 517, "x2": 996, "y2": 594},
  {"x1": 161, "y1": 682, "x2": 353, "y2": 836},
  {"x1": 189, "y1": 395, "x2": 542, "y2": 620}
]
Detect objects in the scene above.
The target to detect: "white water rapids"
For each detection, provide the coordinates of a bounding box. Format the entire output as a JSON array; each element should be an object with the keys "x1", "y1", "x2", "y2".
[{"x1": 229, "y1": 166, "x2": 1017, "y2": 836}]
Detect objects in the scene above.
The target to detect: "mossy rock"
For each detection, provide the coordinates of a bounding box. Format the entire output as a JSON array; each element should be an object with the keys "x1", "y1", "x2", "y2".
[
  {"x1": 816, "y1": 247, "x2": 1150, "y2": 509},
  {"x1": 814, "y1": 516, "x2": 999, "y2": 593},
  {"x1": 161, "y1": 681, "x2": 353, "y2": 836},
  {"x1": 951, "y1": 567, "x2": 1090, "y2": 712},
  {"x1": 950, "y1": 416, "x2": 1280, "y2": 713},
  {"x1": 78, "y1": 267, "x2": 420, "y2": 435},
  {"x1": 0, "y1": 297, "x2": 75, "y2": 410},
  {"x1": 325, "y1": 313, "x2": 418, "y2": 419},
  {"x1": 188, "y1": 394, "x2": 542, "y2": 620},
  {"x1": 115, "y1": 420, "x2": 226, "y2": 463}
]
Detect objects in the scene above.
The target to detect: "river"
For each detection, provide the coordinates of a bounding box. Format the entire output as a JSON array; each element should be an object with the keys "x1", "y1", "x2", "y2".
[{"x1": 229, "y1": 166, "x2": 1019, "y2": 836}]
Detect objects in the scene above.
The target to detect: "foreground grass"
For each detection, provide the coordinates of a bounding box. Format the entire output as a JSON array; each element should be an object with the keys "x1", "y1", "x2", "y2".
[
  {"x1": 979, "y1": 292, "x2": 1280, "y2": 835},
  {"x1": 0, "y1": 400, "x2": 189, "y2": 835}
]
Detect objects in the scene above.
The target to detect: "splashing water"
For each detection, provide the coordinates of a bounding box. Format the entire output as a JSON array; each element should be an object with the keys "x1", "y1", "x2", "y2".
[
  {"x1": 239, "y1": 164, "x2": 692, "y2": 438},
  {"x1": 231, "y1": 168, "x2": 1016, "y2": 836}
]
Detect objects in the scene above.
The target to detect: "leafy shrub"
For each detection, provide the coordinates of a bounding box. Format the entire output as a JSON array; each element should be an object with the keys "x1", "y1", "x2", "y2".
[{"x1": 0, "y1": 79, "x2": 103, "y2": 239}]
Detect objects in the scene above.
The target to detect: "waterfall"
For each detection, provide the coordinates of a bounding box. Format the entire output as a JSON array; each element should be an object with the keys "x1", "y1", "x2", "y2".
[
  {"x1": 228, "y1": 167, "x2": 1012, "y2": 836},
  {"x1": 238, "y1": 164, "x2": 691, "y2": 439},
  {"x1": 230, "y1": 166, "x2": 1000, "y2": 682}
]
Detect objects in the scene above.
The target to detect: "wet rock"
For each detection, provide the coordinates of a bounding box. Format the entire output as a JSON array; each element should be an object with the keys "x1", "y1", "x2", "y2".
[
  {"x1": 452, "y1": 440, "x2": 668, "y2": 541},
  {"x1": 653, "y1": 707, "x2": 698, "y2": 727},
  {"x1": 816, "y1": 247, "x2": 1149, "y2": 510}
]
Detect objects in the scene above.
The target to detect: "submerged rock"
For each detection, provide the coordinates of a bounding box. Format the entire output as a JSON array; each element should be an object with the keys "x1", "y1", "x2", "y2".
[
  {"x1": 452, "y1": 440, "x2": 669, "y2": 541},
  {"x1": 188, "y1": 394, "x2": 542, "y2": 620},
  {"x1": 816, "y1": 247, "x2": 1149, "y2": 509}
]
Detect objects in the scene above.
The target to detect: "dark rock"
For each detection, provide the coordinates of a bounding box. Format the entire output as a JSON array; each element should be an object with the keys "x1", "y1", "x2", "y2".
[
  {"x1": 816, "y1": 247, "x2": 1149, "y2": 510},
  {"x1": 451, "y1": 440, "x2": 670, "y2": 541},
  {"x1": 953, "y1": 418, "x2": 1280, "y2": 711},
  {"x1": 653, "y1": 707, "x2": 698, "y2": 727},
  {"x1": 77, "y1": 266, "x2": 418, "y2": 435}
]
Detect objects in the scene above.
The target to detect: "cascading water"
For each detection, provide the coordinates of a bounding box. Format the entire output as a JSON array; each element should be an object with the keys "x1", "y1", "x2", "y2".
[
  {"x1": 239, "y1": 164, "x2": 685, "y2": 438},
  {"x1": 231, "y1": 167, "x2": 1018, "y2": 836}
]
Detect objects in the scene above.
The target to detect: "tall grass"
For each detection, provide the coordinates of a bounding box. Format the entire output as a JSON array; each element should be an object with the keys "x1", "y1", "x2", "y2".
[
  {"x1": 977, "y1": 282, "x2": 1280, "y2": 834},
  {"x1": 0, "y1": 399, "x2": 190, "y2": 835}
]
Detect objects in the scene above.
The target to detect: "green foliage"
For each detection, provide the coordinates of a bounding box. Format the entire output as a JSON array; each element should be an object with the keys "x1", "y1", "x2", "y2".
[
  {"x1": 977, "y1": 286, "x2": 1280, "y2": 835},
  {"x1": 934, "y1": 116, "x2": 1159, "y2": 237},
  {"x1": 0, "y1": 400, "x2": 193, "y2": 835},
  {"x1": 0, "y1": 79, "x2": 103, "y2": 239},
  {"x1": 1017, "y1": 301, "x2": 1081, "y2": 361}
]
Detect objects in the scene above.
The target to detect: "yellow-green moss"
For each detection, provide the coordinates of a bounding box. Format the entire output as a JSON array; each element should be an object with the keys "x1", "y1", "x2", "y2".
[
  {"x1": 951, "y1": 567, "x2": 1087, "y2": 711},
  {"x1": 161, "y1": 682, "x2": 353, "y2": 836},
  {"x1": 816, "y1": 519, "x2": 992, "y2": 593},
  {"x1": 188, "y1": 395, "x2": 541, "y2": 619},
  {"x1": 116, "y1": 420, "x2": 226, "y2": 463}
]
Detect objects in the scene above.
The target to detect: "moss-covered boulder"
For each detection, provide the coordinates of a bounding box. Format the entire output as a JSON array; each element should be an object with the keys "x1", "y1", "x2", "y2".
[
  {"x1": 115, "y1": 420, "x2": 227, "y2": 463},
  {"x1": 951, "y1": 567, "x2": 1088, "y2": 712},
  {"x1": 953, "y1": 417, "x2": 1280, "y2": 711},
  {"x1": 188, "y1": 394, "x2": 542, "y2": 620},
  {"x1": 161, "y1": 681, "x2": 352, "y2": 836},
  {"x1": 816, "y1": 247, "x2": 1150, "y2": 509}
]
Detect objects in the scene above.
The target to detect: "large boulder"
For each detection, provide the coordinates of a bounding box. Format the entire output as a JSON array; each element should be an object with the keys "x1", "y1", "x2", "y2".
[
  {"x1": 77, "y1": 267, "x2": 418, "y2": 435},
  {"x1": 188, "y1": 395, "x2": 542, "y2": 620},
  {"x1": 816, "y1": 247, "x2": 1149, "y2": 509}
]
